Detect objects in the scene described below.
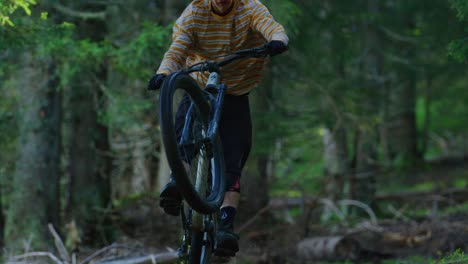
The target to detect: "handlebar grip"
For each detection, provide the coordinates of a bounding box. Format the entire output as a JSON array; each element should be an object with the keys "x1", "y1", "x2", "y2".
[{"x1": 185, "y1": 46, "x2": 269, "y2": 72}]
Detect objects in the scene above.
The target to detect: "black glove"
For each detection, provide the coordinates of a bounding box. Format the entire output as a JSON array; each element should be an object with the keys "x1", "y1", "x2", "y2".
[
  {"x1": 147, "y1": 74, "x2": 166, "y2": 90},
  {"x1": 267, "y1": 40, "x2": 288, "y2": 56}
]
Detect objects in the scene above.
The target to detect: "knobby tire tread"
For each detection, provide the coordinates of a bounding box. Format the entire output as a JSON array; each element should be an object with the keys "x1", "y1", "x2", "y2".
[{"x1": 159, "y1": 72, "x2": 225, "y2": 214}]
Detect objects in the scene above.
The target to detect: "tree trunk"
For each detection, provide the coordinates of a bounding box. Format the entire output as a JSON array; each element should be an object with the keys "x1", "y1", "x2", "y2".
[
  {"x1": 5, "y1": 54, "x2": 61, "y2": 251},
  {"x1": 387, "y1": 73, "x2": 419, "y2": 165},
  {"x1": 67, "y1": 76, "x2": 111, "y2": 245},
  {"x1": 385, "y1": 9, "x2": 420, "y2": 166},
  {"x1": 102, "y1": 2, "x2": 163, "y2": 196},
  {"x1": 350, "y1": 129, "x2": 377, "y2": 207},
  {"x1": 325, "y1": 26, "x2": 351, "y2": 203},
  {"x1": 349, "y1": 0, "x2": 382, "y2": 208},
  {"x1": 323, "y1": 127, "x2": 348, "y2": 201},
  {"x1": 420, "y1": 75, "x2": 432, "y2": 156},
  {"x1": 0, "y1": 185, "x2": 4, "y2": 249},
  {"x1": 66, "y1": 7, "x2": 112, "y2": 245}
]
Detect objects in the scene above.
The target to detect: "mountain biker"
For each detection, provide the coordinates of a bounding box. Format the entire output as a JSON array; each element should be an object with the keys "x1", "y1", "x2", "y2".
[{"x1": 148, "y1": 0, "x2": 289, "y2": 257}]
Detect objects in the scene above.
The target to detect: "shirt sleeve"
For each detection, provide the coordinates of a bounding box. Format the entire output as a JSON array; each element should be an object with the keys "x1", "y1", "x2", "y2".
[
  {"x1": 250, "y1": 1, "x2": 289, "y2": 45},
  {"x1": 157, "y1": 6, "x2": 194, "y2": 75}
]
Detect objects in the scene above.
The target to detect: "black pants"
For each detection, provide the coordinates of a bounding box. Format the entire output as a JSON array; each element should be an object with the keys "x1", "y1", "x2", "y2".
[{"x1": 175, "y1": 93, "x2": 252, "y2": 192}]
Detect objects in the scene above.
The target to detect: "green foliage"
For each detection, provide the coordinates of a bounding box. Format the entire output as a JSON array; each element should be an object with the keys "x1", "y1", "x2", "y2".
[
  {"x1": 328, "y1": 253, "x2": 468, "y2": 264},
  {"x1": 271, "y1": 134, "x2": 324, "y2": 196},
  {"x1": 1, "y1": 18, "x2": 169, "y2": 129},
  {"x1": 0, "y1": 0, "x2": 36, "y2": 26},
  {"x1": 318, "y1": 251, "x2": 468, "y2": 264},
  {"x1": 263, "y1": 0, "x2": 301, "y2": 36},
  {"x1": 111, "y1": 23, "x2": 171, "y2": 79},
  {"x1": 448, "y1": 37, "x2": 468, "y2": 62},
  {"x1": 454, "y1": 177, "x2": 468, "y2": 188},
  {"x1": 413, "y1": 181, "x2": 435, "y2": 192},
  {"x1": 2, "y1": 18, "x2": 169, "y2": 77},
  {"x1": 380, "y1": 256, "x2": 432, "y2": 264},
  {"x1": 427, "y1": 78, "x2": 468, "y2": 134},
  {"x1": 450, "y1": 0, "x2": 468, "y2": 21},
  {"x1": 449, "y1": 0, "x2": 468, "y2": 61},
  {"x1": 433, "y1": 249, "x2": 468, "y2": 264}
]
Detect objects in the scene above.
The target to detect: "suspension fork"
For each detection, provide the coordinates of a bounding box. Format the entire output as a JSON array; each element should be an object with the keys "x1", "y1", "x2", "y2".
[
  {"x1": 192, "y1": 71, "x2": 225, "y2": 233},
  {"x1": 205, "y1": 72, "x2": 226, "y2": 141}
]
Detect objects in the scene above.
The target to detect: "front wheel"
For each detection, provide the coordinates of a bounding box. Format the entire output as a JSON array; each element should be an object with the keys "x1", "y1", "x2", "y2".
[{"x1": 159, "y1": 72, "x2": 225, "y2": 214}]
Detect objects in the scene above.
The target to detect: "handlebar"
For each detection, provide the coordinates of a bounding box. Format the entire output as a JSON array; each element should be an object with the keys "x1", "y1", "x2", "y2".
[{"x1": 185, "y1": 45, "x2": 269, "y2": 74}]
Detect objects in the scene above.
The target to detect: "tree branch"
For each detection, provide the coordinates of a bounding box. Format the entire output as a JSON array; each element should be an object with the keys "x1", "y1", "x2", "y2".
[
  {"x1": 48, "y1": 223, "x2": 71, "y2": 263},
  {"x1": 79, "y1": 244, "x2": 138, "y2": 264},
  {"x1": 52, "y1": 3, "x2": 106, "y2": 20},
  {"x1": 10, "y1": 252, "x2": 63, "y2": 264},
  {"x1": 379, "y1": 26, "x2": 418, "y2": 44},
  {"x1": 95, "y1": 252, "x2": 179, "y2": 264},
  {"x1": 337, "y1": 199, "x2": 378, "y2": 225}
]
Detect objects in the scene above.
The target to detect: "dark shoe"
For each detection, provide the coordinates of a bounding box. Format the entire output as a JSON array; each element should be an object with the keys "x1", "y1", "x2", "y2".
[
  {"x1": 159, "y1": 178, "x2": 182, "y2": 216},
  {"x1": 215, "y1": 228, "x2": 239, "y2": 257}
]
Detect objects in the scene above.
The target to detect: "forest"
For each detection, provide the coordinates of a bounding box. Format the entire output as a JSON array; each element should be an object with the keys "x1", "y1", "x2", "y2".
[{"x1": 1, "y1": 0, "x2": 468, "y2": 263}]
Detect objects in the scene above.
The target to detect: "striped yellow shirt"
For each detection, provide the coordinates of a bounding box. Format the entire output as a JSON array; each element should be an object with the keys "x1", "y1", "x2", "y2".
[{"x1": 157, "y1": 0, "x2": 289, "y2": 95}]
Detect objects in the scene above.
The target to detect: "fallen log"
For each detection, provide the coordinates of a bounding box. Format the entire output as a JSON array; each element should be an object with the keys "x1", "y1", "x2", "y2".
[
  {"x1": 265, "y1": 187, "x2": 468, "y2": 213},
  {"x1": 376, "y1": 188, "x2": 468, "y2": 205},
  {"x1": 297, "y1": 236, "x2": 360, "y2": 261},
  {"x1": 8, "y1": 252, "x2": 63, "y2": 264},
  {"x1": 237, "y1": 197, "x2": 320, "y2": 232},
  {"x1": 268, "y1": 197, "x2": 319, "y2": 209},
  {"x1": 345, "y1": 218, "x2": 468, "y2": 259}
]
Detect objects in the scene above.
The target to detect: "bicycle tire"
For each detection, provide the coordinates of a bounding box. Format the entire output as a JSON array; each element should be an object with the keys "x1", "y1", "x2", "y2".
[
  {"x1": 159, "y1": 71, "x2": 225, "y2": 214},
  {"x1": 189, "y1": 231, "x2": 203, "y2": 263},
  {"x1": 199, "y1": 232, "x2": 213, "y2": 264}
]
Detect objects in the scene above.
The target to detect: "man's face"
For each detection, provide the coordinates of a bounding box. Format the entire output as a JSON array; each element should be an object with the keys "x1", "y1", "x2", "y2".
[{"x1": 212, "y1": 0, "x2": 234, "y2": 15}]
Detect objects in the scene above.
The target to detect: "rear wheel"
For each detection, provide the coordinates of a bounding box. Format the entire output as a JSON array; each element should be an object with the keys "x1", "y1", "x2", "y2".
[
  {"x1": 159, "y1": 72, "x2": 225, "y2": 214},
  {"x1": 189, "y1": 230, "x2": 203, "y2": 264},
  {"x1": 189, "y1": 229, "x2": 214, "y2": 264}
]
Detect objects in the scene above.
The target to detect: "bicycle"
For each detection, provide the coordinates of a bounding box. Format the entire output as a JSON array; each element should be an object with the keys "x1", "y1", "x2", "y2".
[{"x1": 158, "y1": 45, "x2": 270, "y2": 263}]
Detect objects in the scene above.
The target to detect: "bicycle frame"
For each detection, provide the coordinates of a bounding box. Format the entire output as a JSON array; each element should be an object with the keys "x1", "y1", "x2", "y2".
[
  {"x1": 179, "y1": 72, "x2": 226, "y2": 150},
  {"x1": 170, "y1": 46, "x2": 269, "y2": 263},
  {"x1": 205, "y1": 71, "x2": 227, "y2": 142}
]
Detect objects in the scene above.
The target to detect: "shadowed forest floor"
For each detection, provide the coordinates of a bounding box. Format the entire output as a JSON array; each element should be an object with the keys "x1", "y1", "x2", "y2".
[
  {"x1": 59, "y1": 162, "x2": 468, "y2": 264},
  {"x1": 6, "y1": 164, "x2": 468, "y2": 264},
  {"x1": 91, "y1": 193, "x2": 468, "y2": 264},
  {"x1": 6, "y1": 192, "x2": 468, "y2": 264}
]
